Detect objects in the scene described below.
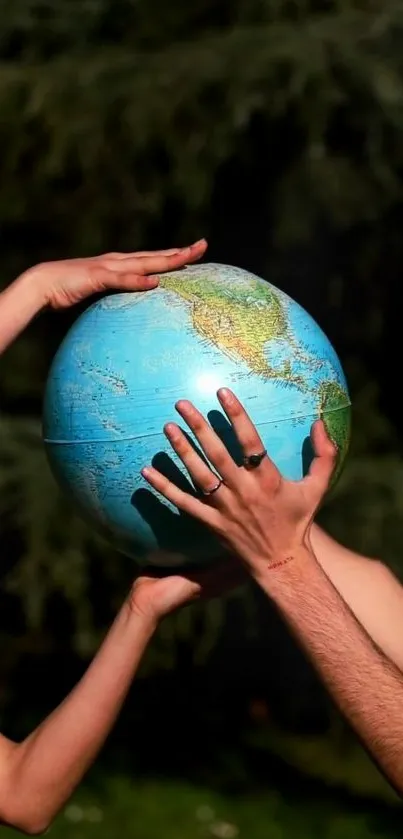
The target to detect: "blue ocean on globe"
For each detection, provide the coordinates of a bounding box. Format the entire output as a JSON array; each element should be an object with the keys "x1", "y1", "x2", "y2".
[{"x1": 43, "y1": 263, "x2": 351, "y2": 568}]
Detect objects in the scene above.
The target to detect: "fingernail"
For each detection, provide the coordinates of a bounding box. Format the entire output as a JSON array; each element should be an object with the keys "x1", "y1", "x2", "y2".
[
  {"x1": 141, "y1": 467, "x2": 151, "y2": 477},
  {"x1": 175, "y1": 399, "x2": 190, "y2": 412},
  {"x1": 192, "y1": 238, "x2": 207, "y2": 247},
  {"x1": 218, "y1": 387, "x2": 230, "y2": 399}
]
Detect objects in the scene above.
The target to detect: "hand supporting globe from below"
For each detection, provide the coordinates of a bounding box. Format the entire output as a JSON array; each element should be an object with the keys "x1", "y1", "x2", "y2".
[{"x1": 42, "y1": 263, "x2": 351, "y2": 568}]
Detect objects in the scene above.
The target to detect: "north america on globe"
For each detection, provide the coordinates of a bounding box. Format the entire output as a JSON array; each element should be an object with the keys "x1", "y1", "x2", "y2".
[{"x1": 159, "y1": 265, "x2": 350, "y2": 470}]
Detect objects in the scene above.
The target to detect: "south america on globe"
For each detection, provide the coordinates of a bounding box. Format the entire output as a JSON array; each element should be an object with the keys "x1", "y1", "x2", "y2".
[{"x1": 43, "y1": 263, "x2": 351, "y2": 568}]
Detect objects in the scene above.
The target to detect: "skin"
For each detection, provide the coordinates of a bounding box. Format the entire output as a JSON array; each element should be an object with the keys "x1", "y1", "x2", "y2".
[
  {"x1": 142, "y1": 387, "x2": 403, "y2": 797},
  {"x1": 0, "y1": 240, "x2": 242, "y2": 835}
]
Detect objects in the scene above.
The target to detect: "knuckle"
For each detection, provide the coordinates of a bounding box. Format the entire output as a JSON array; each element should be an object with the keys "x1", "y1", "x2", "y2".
[
  {"x1": 190, "y1": 413, "x2": 205, "y2": 434},
  {"x1": 156, "y1": 473, "x2": 169, "y2": 491},
  {"x1": 322, "y1": 456, "x2": 337, "y2": 480},
  {"x1": 180, "y1": 494, "x2": 194, "y2": 513},
  {"x1": 260, "y1": 472, "x2": 280, "y2": 495},
  {"x1": 237, "y1": 477, "x2": 258, "y2": 504},
  {"x1": 212, "y1": 513, "x2": 228, "y2": 537},
  {"x1": 89, "y1": 264, "x2": 108, "y2": 284},
  {"x1": 212, "y1": 447, "x2": 229, "y2": 470},
  {"x1": 174, "y1": 435, "x2": 190, "y2": 457},
  {"x1": 133, "y1": 256, "x2": 147, "y2": 270},
  {"x1": 232, "y1": 401, "x2": 244, "y2": 418},
  {"x1": 239, "y1": 487, "x2": 257, "y2": 507},
  {"x1": 100, "y1": 259, "x2": 115, "y2": 272},
  {"x1": 226, "y1": 396, "x2": 243, "y2": 418},
  {"x1": 243, "y1": 434, "x2": 259, "y2": 452},
  {"x1": 129, "y1": 275, "x2": 148, "y2": 288}
]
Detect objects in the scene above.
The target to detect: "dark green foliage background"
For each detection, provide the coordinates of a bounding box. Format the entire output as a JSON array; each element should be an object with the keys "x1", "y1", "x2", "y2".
[{"x1": 1, "y1": 0, "x2": 403, "y2": 831}]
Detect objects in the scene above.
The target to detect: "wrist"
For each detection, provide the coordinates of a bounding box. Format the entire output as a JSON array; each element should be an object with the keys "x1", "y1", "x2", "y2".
[
  {"x1": 123, "y1": 597, "x2": 159, "y2": 639},
  {"x1": 18, "y1": 263, "x2": 51, "y2": 310},
  {"x1": 251, "y1": 545, "x2": 318, "y2": 599},
  {"x1": 6, "y1": 265, "x2": 49, "y2": 315},
  {"x1": 0, "y1": 265, "x2": 51, "y2": 355}
]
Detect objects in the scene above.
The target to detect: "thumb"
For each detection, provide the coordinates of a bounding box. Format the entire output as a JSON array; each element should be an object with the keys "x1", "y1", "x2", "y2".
[{"x1": 306, "y1": 419, "x2": 338, "y2": 496}]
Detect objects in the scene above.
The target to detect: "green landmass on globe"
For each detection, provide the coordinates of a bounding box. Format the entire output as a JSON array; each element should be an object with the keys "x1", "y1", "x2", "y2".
[
  {"x1": 161, "y1": 270, "x2": 291, "y2": 377},
  {"x1": 318, "y1": 381, "x2": 351, "y2": 484},
  {"x1": 160, "y1": 267, "x2": 351, "y2": 472}
]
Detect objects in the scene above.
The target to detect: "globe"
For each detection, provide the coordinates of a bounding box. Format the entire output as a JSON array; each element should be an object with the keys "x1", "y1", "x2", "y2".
[{"x1": 43, "y1": 263, "x2": 351, "y2": 568}]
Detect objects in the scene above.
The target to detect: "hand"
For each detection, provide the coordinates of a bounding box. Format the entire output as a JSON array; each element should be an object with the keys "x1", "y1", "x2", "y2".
[
  {"x1": 141, "y1": 388, "x2": 337, "y2": 578},
  {"x1": 26, "y1": 240, "x2": 207, "y2": 310},
  {"x1": 128, "y1": 559, "x2": 246, "y2": 624}
]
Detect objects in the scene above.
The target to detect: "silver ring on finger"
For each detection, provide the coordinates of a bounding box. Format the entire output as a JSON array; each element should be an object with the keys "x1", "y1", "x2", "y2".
[
  {"x1": 243, "y1": 449, "x2": 267, "y2": 470},
  {"x1": 200, "y1": 478, "x2": 223, "y2": 497}
]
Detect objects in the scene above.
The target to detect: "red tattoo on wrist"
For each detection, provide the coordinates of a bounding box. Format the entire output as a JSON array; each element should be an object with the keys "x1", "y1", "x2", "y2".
[{"x1": 267, "y1": 556, "x2": 294, "y2": 571}]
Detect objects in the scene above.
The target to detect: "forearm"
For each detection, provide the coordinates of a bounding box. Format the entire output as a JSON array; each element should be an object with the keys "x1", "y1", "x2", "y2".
[
  {"x1": 256, "y1": 549, "x2": 403, "y2": 796},
  {"x1": 311, "y1": 524, "x2": 403, "y2": 671},
  {"x1": 0, "y1": 269, "x2": 45, "y2": 355},
  {"x1": 1, "y1": 600, "x2": 155, "y2": 834}
]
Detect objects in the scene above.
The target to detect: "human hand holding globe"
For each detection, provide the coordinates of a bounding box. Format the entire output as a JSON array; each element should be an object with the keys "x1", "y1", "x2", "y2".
[
  {"x1": 142, "y1": 387, "x2": 337, "y2": 579},
  {"x1": 128, "y1": 556, "x2": 247, "y2": 624},
  {"x1": 22, "y1": 240, "x2": 207, "y2": 310}
]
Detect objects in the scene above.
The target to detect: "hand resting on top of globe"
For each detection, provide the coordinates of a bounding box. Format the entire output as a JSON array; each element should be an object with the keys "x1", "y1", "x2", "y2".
[
  {"x1": 141, "y1": 387, "x2": 338, "y2": 577},
  {"x1": 0, "y1": 239, "x2": 207, "y2": 356}
]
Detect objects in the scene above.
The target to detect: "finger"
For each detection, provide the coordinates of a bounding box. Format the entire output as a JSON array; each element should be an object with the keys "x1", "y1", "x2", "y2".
[
  {"x1": 306, "y1": 420, "x2": 337, "y2": 495},
  {"x1": 175, "y1": 400, "x2": 240, "y2": 487},
  {"x1": 104, "y1": 272, "x2": 159, "y2": 291},
  {"x1": 98, "y1": 241, "x2": 207, "y2": 262},
  {"x1": 133, "y1": 241, "x2": 207, "y2": 261},
  {"x1": 164, "y1": 422, "x2": 227, "y2": 500},
  {"x1": 106, "y1": 248, "x2": 184, "y2": 260},
  {"x1": 181, "y1": 238, "x2": 208, "y2": 262},
  {"x1": 108, "y1": 240, "x2": 207, "y2": 275},
  {"x1": 217, "y1": 388, "x2": 280, "y2": 479},
  {"x1": 141, "y1": 465, "x2": 219, "y2": 527}
]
